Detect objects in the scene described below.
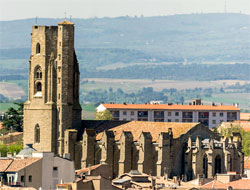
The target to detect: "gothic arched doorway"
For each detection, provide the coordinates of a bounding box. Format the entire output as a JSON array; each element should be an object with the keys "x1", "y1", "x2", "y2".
[{"x1": 215, "y1": 155, "x2": 222, "y2": 175}]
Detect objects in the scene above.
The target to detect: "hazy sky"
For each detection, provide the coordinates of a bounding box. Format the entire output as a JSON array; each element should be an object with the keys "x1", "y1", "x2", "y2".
[{"x1": 0, "y1": 0, "x2": 249, "y2": 21}]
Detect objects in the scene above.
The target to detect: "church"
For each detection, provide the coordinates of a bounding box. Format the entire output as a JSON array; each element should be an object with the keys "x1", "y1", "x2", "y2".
[{"x1": 23, "y1": 21, "x2": 244, "y2": 180}]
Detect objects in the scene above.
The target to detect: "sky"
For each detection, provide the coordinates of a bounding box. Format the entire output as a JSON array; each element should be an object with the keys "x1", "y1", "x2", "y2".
[{"x1": 0, "y1": 0, "x2": 249, "y2": 21}]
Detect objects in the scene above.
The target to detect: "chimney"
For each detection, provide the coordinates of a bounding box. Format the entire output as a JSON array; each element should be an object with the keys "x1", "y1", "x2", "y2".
[
  {"x1": 7, "y1": 152, "x2": 12, "y2": 158},
  {"x1": 123, "y1": 102, "x2": 126, "y2": 105},
  {"x1": 212, "y1": 102, "x2": 215, "y2": 106}
]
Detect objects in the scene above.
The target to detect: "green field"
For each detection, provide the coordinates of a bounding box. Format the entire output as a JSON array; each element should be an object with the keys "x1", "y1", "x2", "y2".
[
  {"x1": 0, "y1": 103, "x2": 18, "y2": 113},
  {"x1": 203, "y1": 93, "x2": 250, "y2": 110},
  {"x1": 81, "y1": 103, "x2": 96, "y2": 120}
]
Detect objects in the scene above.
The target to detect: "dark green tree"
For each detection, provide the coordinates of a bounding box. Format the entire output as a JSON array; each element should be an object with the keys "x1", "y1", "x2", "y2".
[{"x1": 2, "y1": 102, "x2": 24, "y2": 132}]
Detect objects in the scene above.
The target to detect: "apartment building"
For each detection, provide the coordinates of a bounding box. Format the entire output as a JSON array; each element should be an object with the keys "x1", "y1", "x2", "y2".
[{"x1": 96, "y1": 99, "x2": 240, "y2": 128}]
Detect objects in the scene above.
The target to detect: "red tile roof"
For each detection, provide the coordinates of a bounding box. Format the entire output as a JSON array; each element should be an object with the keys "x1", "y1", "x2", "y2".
[
  {"x1": 245, "y1": 157, "x2": 250, "y2": 170},
  {"x1": 102, "y1": 103, "x2": 240, "y2": 111},
  {"x1": 96, "y1": 121, "x2": 199, "y2": 142},
  {"x1": 5, "y1": 158, "x2": 41, "y2": 172},
  {"x1": 201, "y1": 179, "x2": 250, "y2": 189},
  {"x1": 240, "y1": 113, "x2": 250, "y2": 121},
  {"x1": 76, "y1": 164, "x2": 102, "y2": 175},
  {"x1": 0, "y1": 159, "x2": 13, "y2": 172}
]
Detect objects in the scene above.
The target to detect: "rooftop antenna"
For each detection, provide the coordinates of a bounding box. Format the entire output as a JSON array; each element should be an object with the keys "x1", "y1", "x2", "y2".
[
  {"x1": 70, "y1": 15, "x2": 72, "y2": 22},
  {"x1": 35, "y1": 16, "x2": 38, "y2": 25}
]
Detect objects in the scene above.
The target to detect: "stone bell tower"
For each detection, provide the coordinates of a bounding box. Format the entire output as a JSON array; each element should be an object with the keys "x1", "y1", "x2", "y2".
[{"x1": 23, "y1": 21, "x2": 82, "y2": 156}]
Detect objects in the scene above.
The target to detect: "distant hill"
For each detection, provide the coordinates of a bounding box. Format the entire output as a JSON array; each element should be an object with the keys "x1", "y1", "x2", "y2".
[{"x1": 0, "y1": 13, "x2": 249, "y2": 62}]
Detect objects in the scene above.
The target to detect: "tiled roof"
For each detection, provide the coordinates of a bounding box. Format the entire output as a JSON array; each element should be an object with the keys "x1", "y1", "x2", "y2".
[
  {"x1": 201, "y1": 179, "x2": 250, "y2": 189},
  {"x1": 58, "y1": 20, "x2": 74, "y2": 25},
  {"x1": 245, "y1": 157, "x2": 250, "y2": 170},
  {"x1": 220, "y1": 121, "x2": 250, "y2": 132},
  {"x1": 102, "y1": 103, "x2": 240, "y2": 111},
  {"x1": 96, "y1": 121, "x2": 199, "y2": 142},
  {"x1": 0, "y1": 159, "x2": 13, "y2": 172},
  {"x1": 76, "y1": 164, "x2": 102, "y2": 175},
  {"x1": 5, "y1": 158, "x2": 41, "y2": 172},
  {"x1": 240, "y1": 113, "x2": 250, "y2": 121}
]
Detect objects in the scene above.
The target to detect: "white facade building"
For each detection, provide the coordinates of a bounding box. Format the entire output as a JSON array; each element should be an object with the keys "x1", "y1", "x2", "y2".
[
  {"x1": 97, "y1": 100, "x2": 240, "y2": 128},
  {"x1": 0, "y1": 145, "x2": 75, "y2": 189}
]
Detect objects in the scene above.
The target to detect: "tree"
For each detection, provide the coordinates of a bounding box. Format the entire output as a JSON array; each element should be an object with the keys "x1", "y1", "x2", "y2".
[
  {"x1": 95, "y1": 110, "x2": 113, "y2": 120},
  {"x1": 2, "y1": 102, "x2": 24, "y2": 132}
]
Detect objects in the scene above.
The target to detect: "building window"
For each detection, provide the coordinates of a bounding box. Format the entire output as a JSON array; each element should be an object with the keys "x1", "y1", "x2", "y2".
[
  {"x1": 123, "y1": 111, "x2": 127, "y2": 115},
  {"x1": 21, "y1": 176, "x2": 25, "y2": 182},
  {"x1": 168, "y1": 112, "x2": 171, "y2": 116},
  {"x1": 168, "y1": 119, "x2": 171, "y2": 122},
  {"x1": 212, "y1": 112, "x2": 216, "y2": 117},
  {"x1": 35, "y1": 124, "x2": 40, "y2": 143},
  {"x1": 175, "y1": 119, "x2": 179, "y2": 122},
  {"x1": 36, "y1": 43, "x2": 40, "y2": 54},
  {"x1": 35, "y1": 66, "x2": 42, "y2": 79},
  {"x1": 123, "y1": 118, "x2": 126, "y2": 121},
  {"x1": 175, "y1": 112, "x2": 179, "y2": 116},
  {"x1": 29, "y1": 176, "x2": 32, "y2": 182},
  {"x1": 212, "y1": 120, "x2": 216, "y2": 124},
  {"x1": 220, "y1": 113, "x2": 224, "y2": 117},
  {"x1": 36, "y1": 82, "x2": 42, "y2": 92},
  {"x1": 220, "y1": 120, "x2": 224, "y2": 123},
  {"x1": 131, "y1": 111, "x2": 134, "y2": 116},
  {"x1": 53, "y1": 167, "x2": 58, "y2": 178}
]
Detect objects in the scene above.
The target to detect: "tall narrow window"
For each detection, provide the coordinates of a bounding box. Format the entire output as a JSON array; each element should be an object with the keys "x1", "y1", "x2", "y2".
[
  {"x1": 36, "y1": 82, "x2": 42, "y2": 92},
  {"x1": 35, "y1": 66, "x2": 42, "y2": 79},
  {"x1": 35, "y1": 124, "x2": 40, "y2": 143},
  {"x1": 203, "y1": 154, "x2": 208, "y2": 178},
  {"x1": 36, "y1": 43, "x2": 40, "y2": 54}
]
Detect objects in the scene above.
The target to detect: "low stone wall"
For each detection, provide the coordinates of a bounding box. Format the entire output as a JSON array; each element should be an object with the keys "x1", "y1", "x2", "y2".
[{"x1": 0, "y1": 132, "x2": 23, "y2": 144}]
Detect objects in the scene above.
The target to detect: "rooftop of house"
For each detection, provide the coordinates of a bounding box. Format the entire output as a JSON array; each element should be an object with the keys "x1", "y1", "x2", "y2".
[
  {"x1": 96, "y1": 121, "x2": 200, "y2": 142},
  {"x1": 17, "y1": 144, "x2": 37, "y2": 157},
  {"x1": 101, "y1": 103, "x2": 240, "y2": 111},
  {"x1": 0, "y1": 157, "x2": 41, "y2": 172},
  {"x1": 76, "y1": 164, "x2": 103, "y2": 175},
  {"x1": 244, "y1": 157, "x2": 250, "y2": 170},
  {"x1": 58, "y1": 20, "x2": 74, "y2": 25},
  {"x1": 220, "y1": 121, "x2": 250, "y2": 132},
  {"x1": 201, "y1": 178, "x2": 250, "y2": 190},
  {"x1": 240, "y1": 113, "x2": 250, "y2": 121}
]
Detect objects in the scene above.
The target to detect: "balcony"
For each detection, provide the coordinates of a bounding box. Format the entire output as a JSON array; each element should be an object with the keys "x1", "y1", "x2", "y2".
[
  {"x1": 182, "y1": 112, "x2": 193, "y2": 119},
  {"x1": 138, "y1": 111, "x2": 148, "y2": 118},
  {"x1": 111, "y1": 111, "x2": 119, "y2": 118},
  {"x1": 154, "y1": 111, "x2": 164, "y2": 119},
  {"x1": 198, "y1": 112, "x2": 209, "y2": 119}
]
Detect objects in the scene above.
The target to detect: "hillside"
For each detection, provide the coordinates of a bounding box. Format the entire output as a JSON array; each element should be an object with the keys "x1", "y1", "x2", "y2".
[{"x1": 0, "y1": 13, "x2": 249, "y2": 63}]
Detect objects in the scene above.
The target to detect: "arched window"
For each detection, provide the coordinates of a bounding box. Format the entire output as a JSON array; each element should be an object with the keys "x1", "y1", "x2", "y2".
[
  {"x1": 203, "y1": 154, "x2": 208, "y2": 178},
  {"x1": 36, "y1": 43, "x2": 40, "y2": 54},
  {"x1": 35, "y1": 66, "x2": 42, "y2": 79},
  {"x1": 35, "y1": 124, "x2": 40, "y2": 143},
  {"x1": 36, "y1": 82, "x2": 42, "y2": 92}
]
